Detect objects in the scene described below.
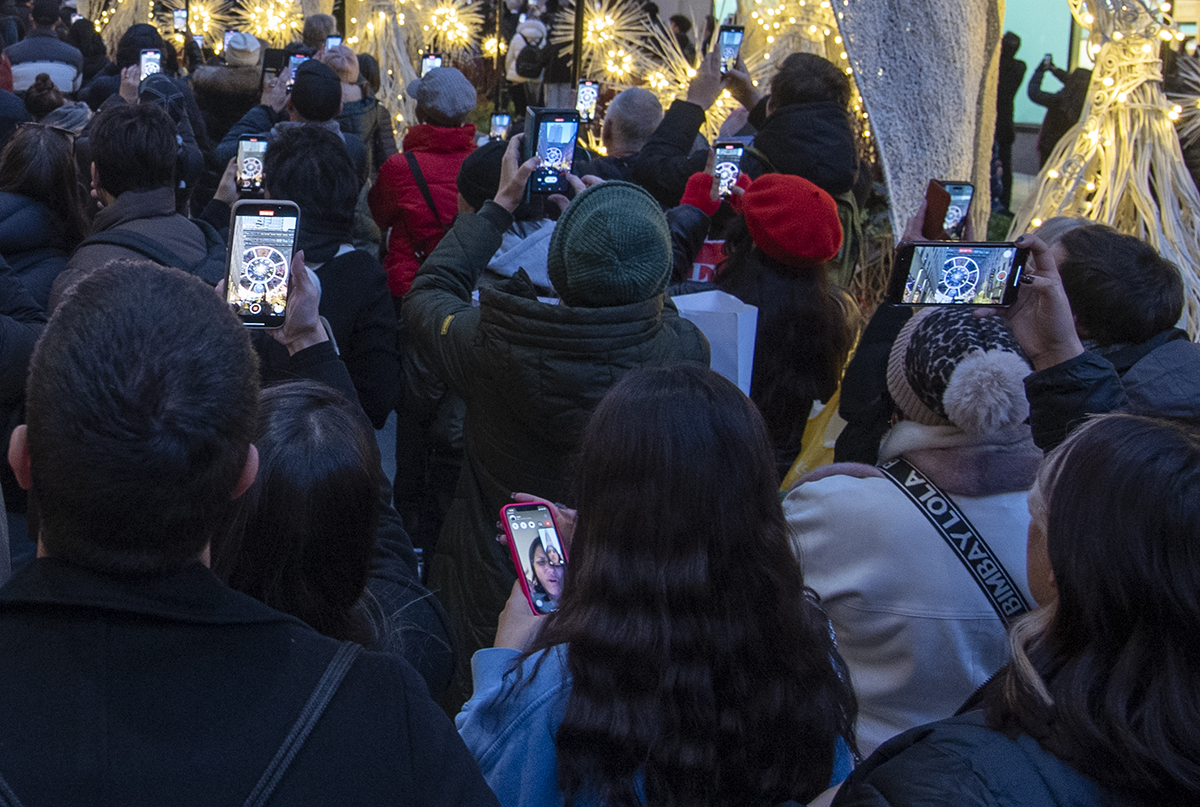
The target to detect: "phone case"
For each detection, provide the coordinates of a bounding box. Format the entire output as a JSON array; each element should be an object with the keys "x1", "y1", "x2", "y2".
[
  {"x1": 922, "y1": 180, "x2": 952, "y2": 240},
  {"x1": 501, "y1": 502, "x2": 568, "y2": 616}
]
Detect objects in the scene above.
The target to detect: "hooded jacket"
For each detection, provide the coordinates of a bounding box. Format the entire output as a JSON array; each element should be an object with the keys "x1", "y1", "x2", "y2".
[
  {"x1": 369, "y1": 122, "x2": 476, "y2": 297},
  {"x1": 403, "y1": 201, "x2": 709, "y2": 707},
  {"x1": 190, "y1": 62, "x2": 263, "y2": 143}
]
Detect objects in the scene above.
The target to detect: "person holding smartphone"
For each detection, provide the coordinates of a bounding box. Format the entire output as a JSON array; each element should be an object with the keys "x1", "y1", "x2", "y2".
[
  {"x1": 190, "y1": 31, "x2": 264, "y2": 143},
  {"x1": 458, "y1": 366, "x2": 857, "y2": 807}
]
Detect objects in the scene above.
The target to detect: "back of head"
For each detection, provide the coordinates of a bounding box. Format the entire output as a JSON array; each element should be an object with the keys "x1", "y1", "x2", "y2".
[
  {"x1": 668, "y1": 13, "x2": 691, "y2": 33},
  {"x1": 887, "y1": 307, "x2": 1032, "y2": 437},
  {"x1": 1056, "y1": 225, "x2": 1183, "y2": 346},
  {"x1": 546, "y1": 181, "x2": 671, "y2": 306},
  {"x1": 408, "y1": 67, "x2": 477, "y2": 127},
  {"x1": 302, "y1": 13, "x2": 337, "y2": 49},
  {"x1": 770, "y1": 52, "x2": 851, "y2": 109},
  {"x1": 0, "y1": 121, "x2": 88, "y2": 244},
  {"x1": 1030, "y1": 215, "x2": 1089, "y2": 245},
  {"x1": 27, "y1": 261, "x2": 259, "y2": 575},
  {"x1": 1001, "y1": 31, "x2": 1021, "y2": 57},
  {"x1": 601, "y1": 87, "x2": 662, "y2": 154},
  {"x1": 530, "y1": 365, "x2": 856, "y2": 806},
  {"x1": 68, "y1": 18, "x2": 107, "y2": 57},
  {"x1": 116, "y1": 23, "x2": 167, "y2": 69},
  {"x1": 264, "y1": 123, "x2": 359, "y2": 230},
  {"x1": 31, "y1": 0, "x2": 58, "y2": 27},
  {"x1": 357, "y1": 52, "x2": 381, "y2": 94},
  {"x1": 224, "y1": 32, "x2": 262, "y2": 67},
  {"x1": 216, "y1": 380, "x2": 381, "y2": 643},
  {"x1": 319, "y1": 44, "x2": 359, "y2": 84},
  {"x1": 24, "y1": 73, "x2": 64, "y2": 119},
  {"x1": 994, "y1": 414, "x2": 1200, "y2": 801},
  {"x1": 289, "y1": 59, "x2": 342, "y2": 121},
  {"x1": 739, "y1": 173, "x2": 843, "y2": 267},
  {"x1": 89, "y1": 102, "x2": 177, "y2": 198},
  {"x1": 456, "y1": 138, "x2": 545, "y2": 220}
]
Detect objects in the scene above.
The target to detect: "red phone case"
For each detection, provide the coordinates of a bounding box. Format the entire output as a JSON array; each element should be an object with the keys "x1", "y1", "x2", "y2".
[{"x1": 501, "y1": 502, "x2": 568, "y2": 615}]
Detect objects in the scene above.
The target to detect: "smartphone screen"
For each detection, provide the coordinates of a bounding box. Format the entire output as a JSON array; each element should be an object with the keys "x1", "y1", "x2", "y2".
[
  {"x1": 224, "y1": 29, "x2": 237, "y2": 49},
  {"x1": 575, "y1": 79, "x2": 598, "y2": 122},
  {"x1": 71, "y1": 12, "x2": 82, "y2": 23},
  {"x1": 286, "y1": 53, "x2": 308, "y2": 91},
  {"x1": 940, "y1": 183, "x2": 974, "y2": 241},
  {"x1": 173, "y1": 9, "x2": 187, "y2": 31},
  {"x1": 530, "y1": 115, "x2": 579, "y2": 194},
  {"x1": 502, "y1": 503, "x2": 568, "y2": 615},
  {"x1": 718, "y1": 26, "x2": 744, "y2": 74},
  {"x1": 490, "y1": 113, "x2": 511, "y2": 140},
  {"x1": 139, "y1": 49, "x2": 162, "y2": 81},
  {"x1": 714, "y1": 141, "x2": 744, "y2": 197},
  {"x1": 226, "y1": 202, "x2": 298, "y2": 327},
  {"x1": 420, "y1": 54, "x2": 442, "y2": 76},
  {"x1": 325, "y1": 35, "x2": 342, "y2": 49},
  {"x1": 193, "y1": 34, "x2": 205, "y2": 49},
  {"x1": 889, "y1": 242, "x2": 1027, "y2": 306},
  {"x1": 236, "y1": 137, "x2": 268, "y2": 195}
]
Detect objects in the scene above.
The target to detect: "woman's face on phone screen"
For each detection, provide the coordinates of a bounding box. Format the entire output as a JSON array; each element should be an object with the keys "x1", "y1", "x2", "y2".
[{"x1": 533, "y1": 544, "x2": 563, "y2": 599}]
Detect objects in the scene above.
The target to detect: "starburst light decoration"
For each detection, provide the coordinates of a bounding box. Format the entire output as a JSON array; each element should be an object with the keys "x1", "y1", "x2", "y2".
[
  {"x1": 156, "y1": 0, "x2": 235, "y2": 50},
  {"x1": 550, "y1": 0, "x2": 653, "y2": 82},
  {"x1": 421, "y1": 0, "x2": 485, "y2": 58},
  {"x1": 1011, "y1": 0, "x2": 1200, "y2": 336},
  {"x1": 230, "y1": 0, "x2": 305, "y2": 47}
]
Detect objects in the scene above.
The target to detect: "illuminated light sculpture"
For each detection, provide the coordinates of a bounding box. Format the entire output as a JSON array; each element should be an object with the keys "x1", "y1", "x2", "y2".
[
  {"x1": 347, "y1": 0, "x2": 420, "y2": 131},
  {"x1": 550, "y1": 0, "x2": 653, "y2": 81},
  {"x1": 156, "y1": 0, "x2": 234, "y2": 50},
  {"x1": 1011, "y1": 0, "x2": 1200, "y2": 335},
  {"x1": 230, "y1": 0, "x2": 305, "y2": 47},
  {"x1": 421, "y1": 0, "x2": 484, "y2": 59},
  {"x1": 97, "y1": 0, "x2": 154, "y2": 50}
]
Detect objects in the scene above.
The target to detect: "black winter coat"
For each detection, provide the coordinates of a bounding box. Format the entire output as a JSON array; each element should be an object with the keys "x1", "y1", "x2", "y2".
[{"x1": 0, "y1": 190, "x2": 73, "y2": 309}]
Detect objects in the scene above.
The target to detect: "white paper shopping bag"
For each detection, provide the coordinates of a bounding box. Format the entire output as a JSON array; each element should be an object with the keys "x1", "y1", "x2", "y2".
[{"x1": 672, "y1": 290, "x2": 758, "y2": 395}]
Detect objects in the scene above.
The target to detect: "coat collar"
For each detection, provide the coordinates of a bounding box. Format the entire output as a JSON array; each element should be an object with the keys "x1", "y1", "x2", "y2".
[
  {"x1": 401, "y1": 123, "x2": 477, "y2": 154},
  {"x1": 91, "y1": 188, "x2": 178, "y2": 233},
  {"x1": 0, "y1": 558, "x2": 305, "y2": 627}
]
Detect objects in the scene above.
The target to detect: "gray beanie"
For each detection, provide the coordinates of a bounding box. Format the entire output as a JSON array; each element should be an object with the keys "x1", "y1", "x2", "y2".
[
  {"x1": 546, "y1": 181, "x2": 670, "y2": 307},
  {"x1": 887, "y1": 307, "x2": 1032, "y2": 437},
  {"x1": 407, "y1": 67, "x2": 476, "y2": 123}
]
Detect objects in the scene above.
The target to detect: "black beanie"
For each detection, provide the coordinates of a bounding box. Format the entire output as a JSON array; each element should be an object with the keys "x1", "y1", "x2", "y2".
[
  {"x1": 291, "y1": 60, "x2": 341, "y2": 122},
  {"x1": 456, "y1": 139, "x2": 506, "y2": 212}
]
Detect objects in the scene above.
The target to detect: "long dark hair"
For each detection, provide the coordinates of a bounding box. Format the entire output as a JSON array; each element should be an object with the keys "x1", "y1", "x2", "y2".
[
  {"x1": 215, "y1": 380, "x2": 382, "y2": 645},
  {"x1": 986, "y1": 415, "x2": 1200, "y2": 802},
  {"x1": 0, "y1": 123, "x2": 88, "y2": 247},
  {"x1": 526, "y1": 366, "x2": 857, "y2": 807},
  {"x1": 718, "y1": 218, "x2": 857, "y2": 449}
]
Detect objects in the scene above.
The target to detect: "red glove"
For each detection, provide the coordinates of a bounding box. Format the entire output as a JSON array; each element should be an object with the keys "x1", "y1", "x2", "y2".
[
  {"x1": 680, "y1": 171, "x2": 720, "y2": 216},
  {"x1": 726, "y1": 172, "x2": 752, "y2": 214}
]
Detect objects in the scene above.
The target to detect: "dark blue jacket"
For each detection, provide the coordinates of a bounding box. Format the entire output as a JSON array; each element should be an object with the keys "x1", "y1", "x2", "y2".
[{"x1": 0, "y1": 190, "x2": 72, "y2": 309}]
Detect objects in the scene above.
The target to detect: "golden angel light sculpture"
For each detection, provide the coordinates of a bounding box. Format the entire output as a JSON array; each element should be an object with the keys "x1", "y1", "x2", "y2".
[{"x1": 1011, "y1": 0, "x2": 1200, "y2": 336}]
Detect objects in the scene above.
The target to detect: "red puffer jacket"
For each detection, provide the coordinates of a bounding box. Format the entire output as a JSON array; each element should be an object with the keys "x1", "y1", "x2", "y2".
[{"x1": 369, "y1": 122, "x2": 477, "y2": 297}]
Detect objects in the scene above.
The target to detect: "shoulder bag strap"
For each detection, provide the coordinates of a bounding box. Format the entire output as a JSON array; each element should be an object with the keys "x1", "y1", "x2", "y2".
[
  {"x1": 242, "y1": 641, "x2": 364, "y2": 807},
  {"x1": 404, "y1": 152, "x2": 450, "y2": 234},
  {"x1": 877, "y1": 457, "x2": 1030, "y2": 625}
]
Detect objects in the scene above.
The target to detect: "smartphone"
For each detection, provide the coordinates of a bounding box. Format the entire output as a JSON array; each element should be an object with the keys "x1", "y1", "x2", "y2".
[
  {"x1": 939, "y1": 182, "x2": 974, "y2": 240},
  {"x1": 713, "y1": 139, "x2": 745, "y2": 197},
  {"x1": 921, "y1": 180, "x2": 951, "y2": 239},
  {"x1": 575, "y1": 79, "x2": 598, "y2": 122},
  {"x1": 236, "y1": 136, "x2": 268, "y2": 196},
  {"x1": 286, "y1": 53, "x2": 308, "y2": 91},
  {"x1": 523, "y1": 108, "x2": 580, "y2": 196},
  {"x1": 226, "y1": 200, "x2": 299, "y2": 327},
  {"x1": 193, "y1": 34, "x2": 205, "y2": 50},
  {"x1": 70, "y1": 12, "x2": 81, "y2": 23},
  {"x1": 888, "y1": 242, "x2": 1028, "y2": 307},
  {"x1": 501, "y1": 502, "x2": 568, "y2": 615},
  {"x1": 173, "y1": 9, "x2": 187, "y2": 32},
  {"x1": 489, "y1": 112, "x2": 511, "y2": 140},
  {"x1": 224, "y1": 29, "x2": 237, "y2": 49},
  {"x1": 717, "y1": 25, "x2": 744, "y2": 75},
  {"x1": 420, "y1": 53, "x2": 442, "y2": 76},
  {"x1": 325, "y1": 35, "x2": 342, "y2": 49},
  {"x1": 139, "y1": 49, "x2": 162, "y2": 81}
]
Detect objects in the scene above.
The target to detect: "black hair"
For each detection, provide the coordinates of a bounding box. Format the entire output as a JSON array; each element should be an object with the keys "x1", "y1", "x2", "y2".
[
  {"x1": 67, "y1": 18, "x2": 107, "y2": 58},
  {"x1": 89, "y1": 103, "x2": 177, "y2": 198},
  {"x1": 770, "y1": 52, "x2": 851, "y2": 109},
  {"x1": 0, "y1": 122, "x2": 88, "y2": 246},
  {"x1": 718, "y1": 217, "x2": 856, "y2": 454},
  {"x1": 1057, "y1": 225, "x2": 1184, "y2": 346},
  {"x1": 115, "y1": 23, "x2": 167, "y2": 69},
  {"x1": 987, "y1": 414, "x2": 1200, "y2": 802},
  {"x1": 357, "y1": 52, "x2": 382, "y2": 95},
  {"x1": 527, "y1": 536, "x2": 547, "y2": 595},
  {"x1": 524, "y1": 365, "x2": 858, "y2": 807},
  {"x1": 669, "y1": 13, "x2": 691, "y2": 33},
  {"x1": 263, "y1": 124, "x2": 360, "y2": 230},
  {"x1": 216, "y1": 380, "x2": 381, "y2": 645},
  {"x1": 27, "y1": 260, "x2": 259, "y2": 575},
  {"x1": 22, "y1": 73, "x2": 63, "y2": 119}
]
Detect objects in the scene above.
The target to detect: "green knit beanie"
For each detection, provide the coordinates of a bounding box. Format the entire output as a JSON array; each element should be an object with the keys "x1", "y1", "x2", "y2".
[{"x1": 546, "y1": 181, "x2": 671, "y2": 307}]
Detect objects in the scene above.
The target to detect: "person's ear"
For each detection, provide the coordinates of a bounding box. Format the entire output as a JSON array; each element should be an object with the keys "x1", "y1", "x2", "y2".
[
  {"x1": 8, "y1": 424, "x2": 31, "y2": 491},
  {"x1": 231, "y1": 444, "x2": 259, "y2": 500},
  {"x1": 89, "y1": 161, "x2": 101, "y2": 198}
]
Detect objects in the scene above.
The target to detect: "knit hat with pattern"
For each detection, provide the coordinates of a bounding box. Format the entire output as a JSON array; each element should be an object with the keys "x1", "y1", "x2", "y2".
[
  {"x1": 546, "y1": 180, "x2": 670, "y2": 307},
  {"x1": 887, "y1": 307, "x2": 1032, "y2": 436}
]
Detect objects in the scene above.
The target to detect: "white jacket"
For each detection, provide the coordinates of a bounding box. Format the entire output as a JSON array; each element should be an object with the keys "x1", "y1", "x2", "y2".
[{"x1": 785, "y1": 421, "x2": 1037, "y2": 755}]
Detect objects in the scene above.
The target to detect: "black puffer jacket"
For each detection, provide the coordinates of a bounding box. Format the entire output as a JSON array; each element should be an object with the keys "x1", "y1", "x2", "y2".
[
  {"x1": 338, "y1": 94, "x2": 398, "y2": 178},
  {"x1": 0, "y1": 191, "x2": 73, "y2": 309},
  {"x1": 631, "y1": 97, "x2": 859, "y2": 208},
  {"x1": 833, "y1": 711, "x2": 1135, "y2": 807}
]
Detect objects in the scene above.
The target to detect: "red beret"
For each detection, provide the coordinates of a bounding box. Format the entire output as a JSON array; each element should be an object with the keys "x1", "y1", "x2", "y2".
[{"x1": 739, "y1": 174, "x2": 843, "y2": 268}]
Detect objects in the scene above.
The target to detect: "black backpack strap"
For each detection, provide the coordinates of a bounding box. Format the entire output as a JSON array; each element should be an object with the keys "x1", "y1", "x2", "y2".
[
  {"x1": 877, "y1": 457, "x2": 1030, "y2": 625},
  {"x1": 241, "y1": 641, "x2": 364, "y2": 807},
  {"x1": 404, "y1": 152, "x2": 449, "y2": 234}
]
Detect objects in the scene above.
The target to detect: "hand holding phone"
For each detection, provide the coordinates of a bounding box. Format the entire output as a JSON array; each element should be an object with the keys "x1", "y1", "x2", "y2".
[
  {"x1": 717, "y1": 25, "x2": 744, "y2": 75},
  {"x1": 236, "y1": 136, "x2": 268, "y2": 196},
  {"x1": 226, "y1": 200, "x2": 300, "y2": 327},
  {"x1": 922, "y1": 180, "x2": 973, "y2": 240},
  {"x1": 888, "y1": 242, "x2": 1028, "y2": 307},
  {"x1": 502, "y1": 502, "x2": 569, "y2": 615},
  {"x1": 139, "y1": 49, "x2": 162, "y2": 81},
  {"x1": 713, "y1": 140, "x2": 744, "y2": 197},
  {"x1": 523, "y1": 108, "x2": 581, "y2": 198}
]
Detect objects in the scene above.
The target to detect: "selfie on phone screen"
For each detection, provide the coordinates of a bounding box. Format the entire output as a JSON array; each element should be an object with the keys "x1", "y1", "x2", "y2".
[{"x1": 505, "y1": 505, "x2": 567, "y2": 615}]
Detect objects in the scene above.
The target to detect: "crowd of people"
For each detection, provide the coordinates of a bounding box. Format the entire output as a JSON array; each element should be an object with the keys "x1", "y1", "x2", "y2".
[{"x1": 0, "y1": 1, "x2": 1197, "y2": 805}]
